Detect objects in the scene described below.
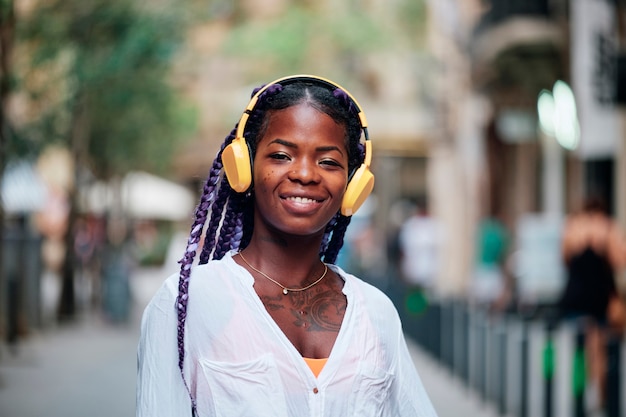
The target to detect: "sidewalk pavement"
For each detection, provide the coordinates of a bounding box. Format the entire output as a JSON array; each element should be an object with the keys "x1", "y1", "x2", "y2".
[
  {"x1": 0, "y1": 267, "x2": 498, "y2": 417},
  {"x1": 407, "y1": 340, "x2": 505, "y2": 417}
]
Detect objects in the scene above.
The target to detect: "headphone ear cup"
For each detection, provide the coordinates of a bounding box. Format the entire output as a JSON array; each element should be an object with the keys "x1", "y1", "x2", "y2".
[
  {"x1": 341, "y1": 164, "x2": 375, "y2": 216},
  {"x1": 222, "y1": 137, "x2": 252, "y2": 193}
]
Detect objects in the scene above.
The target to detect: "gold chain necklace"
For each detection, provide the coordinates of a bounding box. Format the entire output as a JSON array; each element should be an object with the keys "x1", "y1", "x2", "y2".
[{"x1": 238, "y1": 252, "x2": 328, "y2": 295}]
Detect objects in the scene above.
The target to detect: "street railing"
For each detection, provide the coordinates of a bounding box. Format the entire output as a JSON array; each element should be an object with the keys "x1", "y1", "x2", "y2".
[{"x1": 395, "y1": 293, "x2": 625, "y2": 417}]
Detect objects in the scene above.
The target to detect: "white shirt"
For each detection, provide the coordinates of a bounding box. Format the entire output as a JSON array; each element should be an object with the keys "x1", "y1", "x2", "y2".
[{"x1": 137, "y1": 251, "x2": 438, "y2": 417}]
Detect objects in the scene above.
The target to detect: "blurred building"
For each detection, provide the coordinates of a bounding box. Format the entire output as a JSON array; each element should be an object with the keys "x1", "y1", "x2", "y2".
[{"x1": 426, "y1": 0, "x2": 626, "y2": 303}]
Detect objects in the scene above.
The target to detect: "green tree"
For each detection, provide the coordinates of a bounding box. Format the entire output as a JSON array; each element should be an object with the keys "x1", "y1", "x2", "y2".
[
  {"x1": 18, "y1": 0, "x2": 194, "y2": 175},
  {"x1": 14, "y1": 0, "x2": 194, "y2": 320}
]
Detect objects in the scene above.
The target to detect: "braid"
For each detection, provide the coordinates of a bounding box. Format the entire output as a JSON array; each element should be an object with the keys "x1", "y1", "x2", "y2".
[
  {"x1": 213, "y1": 192, "x2": 247, "y2": 260},
  {"x1": 319, "y1": 215, "x2": 336, "y2": 257},
  {"x1": 197, "y1": 166, "x2": 227, "y2": 264},
  {"x1": 175, "y1": 172, "x2": 218, "y2": 406},
  {"x1": 319, "y1": 232, "x2": 331, "y2": 258},
  {"x1": 196, "y1": 128, "x2": 237, "y2": 263},
  {"x1": 322, "y1": 214, "x2": 352, "y2": 264},
  {"x1": 199, "y1": 178, "x2": 230, "y2": 261},
  {"x1": 240, "y1": 194, "x2": 254, "y2": 249},
  {"x1": 175, "y1": 128, "x2": 235, "y2": 406}
]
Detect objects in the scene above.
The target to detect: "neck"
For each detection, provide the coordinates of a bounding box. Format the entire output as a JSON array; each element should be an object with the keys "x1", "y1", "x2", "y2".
[{"x1": 240, "y1": 233, "x2": 326, "y2": 287}]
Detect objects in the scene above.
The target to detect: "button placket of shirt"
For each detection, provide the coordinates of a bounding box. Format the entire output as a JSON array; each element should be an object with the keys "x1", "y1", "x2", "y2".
[{"x1": 308, "y1": 385, "x2": 324, "y2": 417}]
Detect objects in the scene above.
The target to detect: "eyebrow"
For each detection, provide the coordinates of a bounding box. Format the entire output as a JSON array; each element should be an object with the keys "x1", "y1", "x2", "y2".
[{"x1": 269, "y1": 139, "x2": 345, "y2": 156}]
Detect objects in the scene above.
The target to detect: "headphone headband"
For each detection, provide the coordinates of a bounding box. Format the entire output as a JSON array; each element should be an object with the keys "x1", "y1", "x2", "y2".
[{"x1": 236, "y1": 74, "x2": 369, "y2": 146}]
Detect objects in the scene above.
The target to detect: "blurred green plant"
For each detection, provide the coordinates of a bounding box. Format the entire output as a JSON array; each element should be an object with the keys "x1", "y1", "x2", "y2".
[
  {"x1": 222, "y1": 4, "x2": 389, "y2": 78},
  {"x1": 14, "y1": 0, "x2": 195, "y2": 178}
]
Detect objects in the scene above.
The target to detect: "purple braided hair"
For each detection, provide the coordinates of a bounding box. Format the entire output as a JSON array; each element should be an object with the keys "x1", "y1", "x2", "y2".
[
  {"x1": 333, "y1": 88, "x2": 357, "y2": 114},
  {"x1": 199, "y1": 178, "x2": 232, "y2": 262}
]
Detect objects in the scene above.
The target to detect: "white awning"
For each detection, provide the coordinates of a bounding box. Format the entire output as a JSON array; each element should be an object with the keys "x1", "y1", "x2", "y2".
[
  {"x1": 84, "y1": 171, "x2": 196, "y2": 221},
  {"x1": 1, "y1": 161, "x2": 46, "y2": 214}
]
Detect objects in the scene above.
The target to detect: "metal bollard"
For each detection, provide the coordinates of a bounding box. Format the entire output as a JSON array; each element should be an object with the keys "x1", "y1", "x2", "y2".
[
  {"x1": 478, "y1": 314, "x2": 488, "y2": 401},
  {"x1": 439, "y1": 301, "x2": 449, "y2": 368},
  {"x1": 520, "y1": 320, "x2": 529, "y2": 417},
  {"x1": 497, "y1": 322, "x2": 507, "y2": 415},
  {"x1": 543, "y1": 320, "x2": 555, "y2": 417},
  {"x1": 572, "y1": 324, "x2": 586, "y2": 417},
  {"x1": 455, "y1": 302, "x2": 470, "y2": 384},
  {"x1": 605, "y1": 331, "x2": 621, "y2": 417}
]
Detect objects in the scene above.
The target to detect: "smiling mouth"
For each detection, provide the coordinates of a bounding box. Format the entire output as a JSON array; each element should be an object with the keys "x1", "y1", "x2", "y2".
[{"x1": 285, "y1": 196, "x2": 322, "y2": 204}]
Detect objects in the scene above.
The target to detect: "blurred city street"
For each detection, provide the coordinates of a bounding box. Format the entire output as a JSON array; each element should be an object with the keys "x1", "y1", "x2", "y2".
[
  {"x1": 2, "y1": 1, "x2": 626, "y2": 416},
  {"x1": 0, "y1": 266, "x2": 506, "y2": 417}
]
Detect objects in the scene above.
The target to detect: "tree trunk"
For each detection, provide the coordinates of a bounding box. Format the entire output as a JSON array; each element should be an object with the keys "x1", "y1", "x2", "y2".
[
  {"x1": 57, "y1": 92, "x2": 89, "y2": 321},
  {"x1": 0, "y1": 1, "x2": 16, "y2": 335}
]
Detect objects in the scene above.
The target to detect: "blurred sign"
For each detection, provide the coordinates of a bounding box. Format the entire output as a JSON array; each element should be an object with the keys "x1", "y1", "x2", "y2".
[
  {"x1": 496, "y1": 109, "x2": 537, "y2": 143},
  {"x1": 570, "y1": 0, "x2": 620, "y2": 158},
  {"x1": 514, "y1": 214, "x2": 565, "y2": 304}
]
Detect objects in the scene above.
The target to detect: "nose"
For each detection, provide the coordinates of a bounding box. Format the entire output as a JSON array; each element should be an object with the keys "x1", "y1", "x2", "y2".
[{"x1": 288, "y1": 158, "x2": 321, "y2": 184}]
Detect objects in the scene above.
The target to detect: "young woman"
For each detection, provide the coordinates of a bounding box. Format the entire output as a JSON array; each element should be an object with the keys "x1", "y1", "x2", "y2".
[{"x1": 136, "y1": 75, "x2": 438, "y2": 417}]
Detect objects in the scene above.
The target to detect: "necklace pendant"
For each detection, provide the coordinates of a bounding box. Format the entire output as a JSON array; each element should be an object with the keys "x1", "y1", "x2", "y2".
[{"x1": 282, "y1": 288, "x2": 289, "y2": 295}]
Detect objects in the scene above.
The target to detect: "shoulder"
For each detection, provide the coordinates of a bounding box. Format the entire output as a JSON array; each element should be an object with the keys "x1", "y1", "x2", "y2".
[
  {"x1": 144, "y1": 254, "x2": 242, "y2": 315},
  {"x1": 335, "y1": 265, "x2": 401, "y2": 323}
]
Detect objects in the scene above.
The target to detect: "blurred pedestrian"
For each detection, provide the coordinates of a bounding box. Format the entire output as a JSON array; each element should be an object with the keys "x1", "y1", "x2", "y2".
[
  {"x1": 136, "y1": 75, "x2": 438, "y2": 416},
  {"x1": 102, "y1": 216, "x2": 134, "y2": 323},
  {"x1": 398, "y1": 197, "x2": 442, "y2": 294},
  {"x1": 470, "y1": 215, "x2": 510, "y2": 310},
  {"x1": 74, "y1": 215, "x2": 101, "y2": 310},
  {"x1": 559, "y1": 195, "x2": 626, "y2": 409}
]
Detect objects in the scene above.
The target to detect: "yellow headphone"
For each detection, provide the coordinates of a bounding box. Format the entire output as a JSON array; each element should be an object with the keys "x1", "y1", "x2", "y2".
[{"x1": 221, "y1": 74, "x2": 374, "y2": 217}]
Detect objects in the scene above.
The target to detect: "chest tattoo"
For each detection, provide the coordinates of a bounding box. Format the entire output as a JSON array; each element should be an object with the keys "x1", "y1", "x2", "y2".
[
  {"x1": 290, "y1": 289, "x2": 346, "y2": 332},
  {"x1": 259, "y1": 289, "x2": 346, "y2": 332}
]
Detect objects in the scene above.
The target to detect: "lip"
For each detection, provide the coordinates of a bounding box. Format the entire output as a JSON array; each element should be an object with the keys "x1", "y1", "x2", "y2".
[{"x1": 280, "y1": 193, "x2": 326, "y2": 214}]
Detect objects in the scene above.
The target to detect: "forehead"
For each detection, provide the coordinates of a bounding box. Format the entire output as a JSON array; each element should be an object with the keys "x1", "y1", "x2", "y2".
[{"x1": 261, "y1": 103, "x2": 347, "y2": 144}]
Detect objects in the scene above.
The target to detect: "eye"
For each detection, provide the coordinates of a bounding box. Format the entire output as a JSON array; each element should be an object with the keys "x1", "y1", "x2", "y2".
[
  {"x1": 320, "y1": 158, "x2": 344, "y2": 169},
  {"x1": 269, "y1": 152, "x2": 291, "y2": 161}
]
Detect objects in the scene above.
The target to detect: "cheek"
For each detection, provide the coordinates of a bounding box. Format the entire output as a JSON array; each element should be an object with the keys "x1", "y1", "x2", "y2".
[{"x1": 258, "y1": 171, "x2": 273, "y2": 187}]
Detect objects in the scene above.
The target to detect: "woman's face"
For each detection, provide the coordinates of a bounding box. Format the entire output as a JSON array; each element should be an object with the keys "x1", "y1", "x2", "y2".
[{"x1": 252, "y1": 103, "x2": 349, "y2": 238}]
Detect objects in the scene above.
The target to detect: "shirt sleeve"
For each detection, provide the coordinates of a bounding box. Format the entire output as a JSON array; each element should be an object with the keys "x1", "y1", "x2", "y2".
[
  {"x1": 136, "y1": 279, "x2": 193, "y2": 417},
  {"x1": 389, "y1": 320, "x2": 439, "y2": 416}
]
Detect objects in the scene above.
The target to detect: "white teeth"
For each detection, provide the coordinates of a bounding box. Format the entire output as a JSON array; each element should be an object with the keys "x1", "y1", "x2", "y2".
[{"x1": 288, "y1": 196, "x2": 317, "y2": 204}]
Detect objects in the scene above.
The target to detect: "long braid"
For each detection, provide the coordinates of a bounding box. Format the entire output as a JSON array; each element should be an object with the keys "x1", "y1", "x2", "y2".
[
  {"x1": 199, "y1": 167, "x2": 221, "y2": 264},
  {"x1": 197, "y1": 128, "x2": 236, "y2": 263},
  {"x1": 214, "y1": 192, "x2": 247, "y2": 260},
  {"x1": 175, "y1": 172, "x2": 220, "y2": 410},
  {"x1": 322, "y1": 215, "x2": 352, "y2": 264},
  {"x1": 319, "y1": 215, "x2": 336, "y2": 257},
  {"x1": 175, "y1": 128, "x2": 237, "y2": 410},
  {"x1": 200, "y1": 178, "x2": 232, "y2": 261},
  {"x1": 239, "y1": 194, "x2": 254, "y2": 250}
]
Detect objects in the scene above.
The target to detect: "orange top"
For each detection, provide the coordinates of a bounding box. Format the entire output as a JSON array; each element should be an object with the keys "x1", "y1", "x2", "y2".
[{"x1": 303, "y1": 357, "x2": 328, "y2": 378}]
